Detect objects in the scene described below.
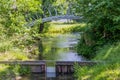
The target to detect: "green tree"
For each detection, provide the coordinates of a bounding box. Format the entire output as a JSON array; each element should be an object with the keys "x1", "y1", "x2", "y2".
[
  {"x1": 77, "y1": 0, "x2": 120, "y2": 40},
  {"x1": 0, "y1": 0, "x2": 42, "y2": 35},
  {"x1": 77, "y1": 0, "x2": 120, "y2": 58}
]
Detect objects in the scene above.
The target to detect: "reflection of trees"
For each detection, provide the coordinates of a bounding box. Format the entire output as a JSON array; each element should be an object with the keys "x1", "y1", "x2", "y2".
[
  {"x1": 38, "y1": 39, "x2": 43, "y2": 60},
  {"x1": 41, "y1": 37, "x2": 60, "y2": 60},
  {"x1": 38, "y1": 34, "x2": 76, "y2": 60}
]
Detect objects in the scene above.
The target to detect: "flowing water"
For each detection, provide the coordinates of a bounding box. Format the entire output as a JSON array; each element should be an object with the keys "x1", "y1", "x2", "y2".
[
  {"x1": 20, "y1": 33, "x2": 86, "y2": 80},
  {"x1": 38, "y1": 33, "x2": 85, "y2": 61}
]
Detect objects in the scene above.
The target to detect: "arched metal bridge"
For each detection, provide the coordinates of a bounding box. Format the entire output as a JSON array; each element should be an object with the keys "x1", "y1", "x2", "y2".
[
  {"x1": 26, "y1": 15, "x2": 82, "y2": 27},
  {"x1": 25, "y1": 2, "x2": 82, "y2": 27}
]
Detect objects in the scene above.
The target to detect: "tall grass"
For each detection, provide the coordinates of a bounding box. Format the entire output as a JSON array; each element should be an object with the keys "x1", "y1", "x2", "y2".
[
  {"x1": 0, "y1": 40, "x2": 13, "y2": 52},
  {"x1": 75, "y1": 42, "x2": 120, "y2": 80}
]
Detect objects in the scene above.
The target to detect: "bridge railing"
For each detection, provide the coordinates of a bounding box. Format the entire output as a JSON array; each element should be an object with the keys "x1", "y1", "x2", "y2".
[{"x1": 24, "y1": 2, "x2": 82, "y2": 27}]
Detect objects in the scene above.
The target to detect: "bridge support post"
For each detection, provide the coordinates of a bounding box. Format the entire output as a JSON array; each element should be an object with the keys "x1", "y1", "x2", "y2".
[
  {"x1": 56, "y1": 61, "x2": 74, "y2": 76},
  {"x1": 30, "y1": 65, "x2": 46, "y2": 73},
  {"x1": 39, "y1": 23, "x2": 44, "y2": 33}
]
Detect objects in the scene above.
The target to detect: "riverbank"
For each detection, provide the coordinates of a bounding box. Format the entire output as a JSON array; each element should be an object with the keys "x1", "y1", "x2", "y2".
[
  {"x1": 0, "y1": 33, "x2": 35, "y2": 78},
  {"x1": 75, "y1": 41, "x2": 120, "y2": 80},
  {"x1": 39, "y1": 22, "x2": 86, "y2": 38}
]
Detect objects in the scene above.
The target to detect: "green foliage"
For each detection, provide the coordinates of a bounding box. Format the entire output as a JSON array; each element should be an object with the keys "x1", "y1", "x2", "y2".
[
  {"x1": 0, "y1": 64, "x2": 30, "y2": 79},
  {"x1": 76, "y1": 1, "x2": 120, "y2": 79},
  {"x1": 77, "y1": 27, "x2": 96, "y2": 58},
  {"x1": 75, "y1": 42, "x2": 120, "y2": 80},
  {"x1": 81, "y1": 0, "x2": 119, "y2": 40},
  {"x1": 0, "y1": 0, "x2": 41, "y2": 52},
  {"x1": 94, "y1": 42, "x2": 120, "y2": 62},
  {"x1": 77, "y1": 0, "x2": 120, "y2": 58},
  {"x1": 0, "y1": 0, "x2": 42, "y2": 76},
  {"x1": 75, "y1": 63, "x2": 120, "y2": 80},
  {"x1": 0, "y1": 65, "x2": 15, "y2": 79},
  {"x1": 77, "y1": 41, "x2": 95, "y2": 59},
  {"x1": 11, "y1": 65, "x2": 30, "y2": 76},
  {"x1": 0, "y1": 41, "x2": 13, "y2": 52},
  {"x1": 0, "y1": 0, "x2": 42, "y2": 35}
]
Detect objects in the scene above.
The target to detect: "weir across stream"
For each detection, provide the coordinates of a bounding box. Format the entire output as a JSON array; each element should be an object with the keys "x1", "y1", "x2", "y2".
[{"x1": 0, "y1": 60, "x2": 97, "y2": 74}]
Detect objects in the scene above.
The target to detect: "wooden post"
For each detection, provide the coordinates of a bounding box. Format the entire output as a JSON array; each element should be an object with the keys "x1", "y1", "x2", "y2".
[
  {"x1": 39, "y1": 23, "x2": 44, "y2": 33},
  {"x1": 56, "y1": 61, "x2": 75, "y2": 75}
]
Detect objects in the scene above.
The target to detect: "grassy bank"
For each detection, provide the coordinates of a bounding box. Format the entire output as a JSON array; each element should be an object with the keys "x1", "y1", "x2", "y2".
[
  {"x1": 0, "y1": 33, "x2": 38, "y2": 60},
  {"x1": 75, "y1": 41, "x2": 120, "y2": 80},
  {"x1": 0, "y1": 27, "x2": 39, "y2": 78},
  {"x1": 39, "y1": 22, "x2": 86, "y2": 38},
  {"x1": 43, "y1": 22, "x2": 86, "y2": 34}
]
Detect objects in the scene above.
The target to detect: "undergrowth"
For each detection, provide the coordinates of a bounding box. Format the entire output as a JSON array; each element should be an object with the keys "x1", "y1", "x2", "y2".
[{"x1": 75, "y1": 41, "x2": 120, "y2": 80}]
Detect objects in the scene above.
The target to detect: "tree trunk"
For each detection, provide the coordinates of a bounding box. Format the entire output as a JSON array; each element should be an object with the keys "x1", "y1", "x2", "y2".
[
  {"x1": 39, "y1": 23, "x2": 44, "y2": 33},
  {"x1": 38, "y1": 39, "x2": 43, "y2": 60}
]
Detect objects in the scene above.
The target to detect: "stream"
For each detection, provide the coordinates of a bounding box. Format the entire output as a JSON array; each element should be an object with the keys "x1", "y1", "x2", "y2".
[{"x1": 21, "y1": 33, "x2": 86, "y2": 80}]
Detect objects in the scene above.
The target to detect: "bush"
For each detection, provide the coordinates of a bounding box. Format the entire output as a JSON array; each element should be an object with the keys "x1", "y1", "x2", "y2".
[
  {"x1": 12, "y1": 65, "x2": 30, "y2": 76},
  {"x1": 75, "y1": 42, "x2": 120, "y2": 80},
  {"x1": 0, "y1": 41, "x2": 13, "y2": 52},
  {"x1": 76, "y1": 0, "x2": 120, "y2": 59}
]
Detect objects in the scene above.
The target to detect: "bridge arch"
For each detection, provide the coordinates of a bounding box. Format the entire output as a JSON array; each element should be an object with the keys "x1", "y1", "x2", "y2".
[
  {"x1": 42, "y1": 15, "x2": 82, "y2": 23},
  {"x1": 24, "y1": 2, "x2": 82, "y2": 32},
  {"x1": 26, "y1": 15, "x2": 82, "y2": 27}
]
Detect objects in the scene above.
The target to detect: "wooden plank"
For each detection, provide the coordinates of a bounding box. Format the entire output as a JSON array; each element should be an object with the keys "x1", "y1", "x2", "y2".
[
  {"x1": 30, "y1": 65, "x2": 46, "y2": 73},
  {"x1": 0, "y1": 61, "x2": 46, "y2": 73},
  {"x1": 56, "y1": 61, "x2": 74, "y2": 75},
  {"x1": 55, "y1": 61, "x2": 98, "y2": 75},
  {"x1": 56, "y1": 61, "x2": 98, "y2": 65},
  {"x1": 0, "y1": 61, "x2": 45, "y2": 65}
]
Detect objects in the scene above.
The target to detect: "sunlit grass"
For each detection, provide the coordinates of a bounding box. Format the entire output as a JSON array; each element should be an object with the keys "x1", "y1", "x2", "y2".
[
  {"x1": 95, "y1": 68, "x2": 120, "y2": 80},
  {"x1": 94, "y1": 42, "x2": 120, "y2": 62},
  {"x1": 0, "y1": 39, "x2": 29, "y2": 60},
  {"x1": 0, "y1": 40, "x2": 13, "y2": 52},
  {"x1": 0, "y1": 51, "x2": 28, "y2": 60},
  {"x1": 43, "y1": 22, "x2": 86, "y2": 34},
  {"x1": 103, "y1": 47, "x2": 112, "y2": 59},
  {"x1": 0, "y1": 65, "x2": 9, "y2": 72}
]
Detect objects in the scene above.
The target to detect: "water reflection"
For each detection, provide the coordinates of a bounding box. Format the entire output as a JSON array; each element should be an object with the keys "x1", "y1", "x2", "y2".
[{"x1": 38, "y1": 33, "x2": 85, "y2": 61}]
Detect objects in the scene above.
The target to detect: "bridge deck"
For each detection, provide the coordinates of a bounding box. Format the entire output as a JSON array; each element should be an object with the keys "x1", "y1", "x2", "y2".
[
  {"x1": 0, "y1": 61, "x2": 45, "y2": 65},
  {"x1": 56, "y1": 61, "x2": 97, "y2": 66},
  {"x1": 26, "y1": 15, "x2": 83, "y2": 27},
  {"x1": 0, "y1": 60, "x2": 98, "y2": 65},
  {"x1": 55, "y1": 61, "x2": 98, "y2": 74},
  {"x1": 42, "y1": 15, "x2": 83, "y2": 23}
]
